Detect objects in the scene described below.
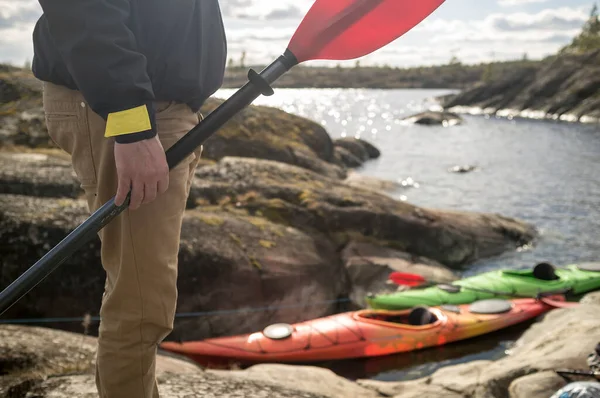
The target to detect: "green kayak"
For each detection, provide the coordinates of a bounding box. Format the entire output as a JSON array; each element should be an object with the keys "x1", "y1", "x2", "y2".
[{"x1": 366, "y1": 262, "x2": 600, "y2": 310}]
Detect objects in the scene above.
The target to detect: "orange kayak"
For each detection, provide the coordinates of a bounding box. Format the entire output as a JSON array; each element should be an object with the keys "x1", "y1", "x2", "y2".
[{"x1": 160, "y1": 297, "x2": 563, "y2": 364}]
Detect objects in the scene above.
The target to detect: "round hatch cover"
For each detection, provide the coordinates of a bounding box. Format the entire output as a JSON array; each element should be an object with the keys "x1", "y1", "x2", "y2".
[
  {"x1": 440, "y1": 304, "x2": 461, "y2": 313},
  {"x1": 469, "y1": 299, "x2": 513, "y2": 314},
  {"x1": 577, "y1": 262, "x2": 600, "y2": 272},
  {"x1": 437, "y1": 283, "x2": 462, "y2": 294},
  {"x1": 263, "y1": 323, "x2": 294, "y2": 340}
]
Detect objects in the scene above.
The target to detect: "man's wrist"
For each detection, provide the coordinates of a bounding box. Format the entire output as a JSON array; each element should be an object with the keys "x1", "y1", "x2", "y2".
[
  {"x1": 114, "y1": 129, "x2": 156, "y2": 144},
  {"x1": 105, "y1": 102, "x2": 157, "y2": 144}
]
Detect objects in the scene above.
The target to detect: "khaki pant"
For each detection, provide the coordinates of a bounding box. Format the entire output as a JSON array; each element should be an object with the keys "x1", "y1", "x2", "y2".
[{"x1": 42, "y1": 82, "x2": 202, "y2": 398}]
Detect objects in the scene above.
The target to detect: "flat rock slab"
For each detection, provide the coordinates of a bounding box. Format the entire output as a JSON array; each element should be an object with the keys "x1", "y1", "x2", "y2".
[
  {"x1": 341, "y1": 240, "x2": 457, "y2": 307},
  {"x1": 343, "y1": 172, "x2": 401, "y2": 194},
  {"x1": 0, "y1": 151, "x2": 81, "y2": 198},
  {"x1": 0, "y1": 194, "x2": 348, "y2": 341},
  {"x1": 192, "y1": 157, "x2": 537, "y2": 267},
  {"x1": 0, "y1": 325, "x2": 333, "y2": 398},
  {"x1": 11, "y1": 372, "x2": 328, "y2": 398},
  {"x1": 210, "y1": 364, "x2": 380, "y2": 398},
  {"x1": 198, "y1": 97, "x2": 346, "y2": 179},
  {"x1": 508, "y1": 371, "x2": 567, "y2": 398}
]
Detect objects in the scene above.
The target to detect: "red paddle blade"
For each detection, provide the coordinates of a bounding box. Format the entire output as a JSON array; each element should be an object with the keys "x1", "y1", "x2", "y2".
[
  {"x1": 388, "y1": 272, "x2": 427, "y2": 287},
  {"x1": 539, "y1": 296, "x2": 579, "y2": 308},
  {"x1": 287, "y1": 0, "x2": 445, "y2": 63}
]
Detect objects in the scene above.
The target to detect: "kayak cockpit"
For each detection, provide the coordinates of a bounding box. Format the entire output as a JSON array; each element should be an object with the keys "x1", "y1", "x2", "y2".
[
  {"x1": 502, "y1": 262, "x2": 561, "y2": 281},
  {"x1": 356, "y1": 306, "x2": 442, "y2": 327}
]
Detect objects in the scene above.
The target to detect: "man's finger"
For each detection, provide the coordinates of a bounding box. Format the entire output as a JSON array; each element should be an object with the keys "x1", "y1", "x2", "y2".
[
  {"x1": 115, "y1": 176, "x2": 131, "y2": 206},
  {"x1": 158, "y1": 172, "x2": 169, "y2": 195},
  {"x1": 143, "y1": 180, "x2": 158, "y2": 205},
  {"x1": 129, "y1": 179, "x2": 144, "y2": 210}
]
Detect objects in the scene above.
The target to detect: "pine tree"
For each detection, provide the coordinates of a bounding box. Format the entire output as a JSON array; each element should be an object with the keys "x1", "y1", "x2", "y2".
[
  {"x1": 482, "y1": 63, "x2": 495, "y2": 82},
  {"x1": 562, "y1": 3, "x2": 600, "y2": 53},
  {"x1": 240, "y1": 51, "x2": 247, "y2": 68}
]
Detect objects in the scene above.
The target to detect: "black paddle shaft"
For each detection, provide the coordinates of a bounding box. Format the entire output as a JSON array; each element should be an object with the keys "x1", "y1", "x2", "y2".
[{"x1": 0, "y1": 52, "x2": 297, "y2": 316}]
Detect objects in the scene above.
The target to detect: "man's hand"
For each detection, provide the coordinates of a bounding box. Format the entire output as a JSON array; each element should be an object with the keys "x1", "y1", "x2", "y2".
[{"x1": 114, "y1": 135, "x2": 169, "y2": 210}]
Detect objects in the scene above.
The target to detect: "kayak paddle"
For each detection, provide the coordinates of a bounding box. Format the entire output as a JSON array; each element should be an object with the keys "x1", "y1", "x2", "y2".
[
  {"x1": 389, "y1": 272, "x2": 431, "y2": 287},
  {"x1": 388, "y1": 272, "x2": 578, "y2": 308},
  {"x1": 0, "y1": 0, "x2": 446, "y2": 315},
  {"x1": 555, "y1": 369, "x2": 600, "y2": 379},
  {"x1": 388, "y1": 272, "x2": 426, "y2": 287}
]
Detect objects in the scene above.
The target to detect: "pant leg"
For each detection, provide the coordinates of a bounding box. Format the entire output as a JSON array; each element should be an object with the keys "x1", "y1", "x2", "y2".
[{"x1": 42, "y1": 82, "x2": 203, "y2": 398}]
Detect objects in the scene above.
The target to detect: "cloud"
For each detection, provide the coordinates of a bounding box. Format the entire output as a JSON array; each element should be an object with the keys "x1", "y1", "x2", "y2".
[
  {"x1": 265, "y1": 6, "x2": 303, "y2": 20},
  {"x1": 498, "y1": 0, "x2": 549, "y2": 6},
  {"x1": 0, "y1": 0, "x2": 41, "y2": 29},
  {"x1": 423, "y1": 7, "x2": 586, "y2": 43},
  {"x1": 489, "y1": 8, "x2": 588, "y2": 31},
  {"x1": 219, "y1": 0, "x2": 312, "y2": 20}
]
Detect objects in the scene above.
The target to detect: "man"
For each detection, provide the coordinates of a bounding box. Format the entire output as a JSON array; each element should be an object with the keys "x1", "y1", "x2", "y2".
[{"x1": 31, "y1": 1, "x2": 227, "y2": 396}]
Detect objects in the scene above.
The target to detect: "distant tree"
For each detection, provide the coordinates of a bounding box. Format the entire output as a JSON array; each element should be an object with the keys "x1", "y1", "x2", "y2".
[
  {"x1": 354, "y1": 60, "x2": 361, "y2": 68},
  {"x1": 482, "y1": 63, "x2": 495, "y2": 82},
  {"x1": 227, "y1": 57, "x2": 235, "y2": 69},
  {"x1": 240, "y1": 51, "x2": 247, "y2": 68},
  {"x1": 561, "y1": 3, "x2": 600, "y2": 53},
  {"x1": 448, "y1": 55, "x2": 461, "y2": 66},
  {"x1": 522, "y1": 52, "x2": 528, "y2": 61},
  {"x1": 23, "y1": 59, "x2": 31, "y2": 70}
]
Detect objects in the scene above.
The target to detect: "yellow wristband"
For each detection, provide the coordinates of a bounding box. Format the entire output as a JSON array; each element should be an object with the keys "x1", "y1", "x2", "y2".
[{"x1": 105, "y1": 105, "x2": 152, "y2": 138}]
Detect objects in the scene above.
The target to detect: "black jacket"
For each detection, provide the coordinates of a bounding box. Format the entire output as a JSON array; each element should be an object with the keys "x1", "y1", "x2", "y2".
[{"x1": 32, "y1": 0, "x2": 227, "y2": 143}]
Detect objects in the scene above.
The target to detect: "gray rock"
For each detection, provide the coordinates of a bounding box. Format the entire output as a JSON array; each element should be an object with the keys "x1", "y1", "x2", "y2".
[
  {"x1": 357, "y1": 139, "x2": 381, "y2": 159},
  {"x1": 448, "y1": 165, "x2": 477, "y2": 174},
  {"x1": 0, "y1": 78, "x2": 28, "y2": 103},
  {"x1": 0, "y1": 106, "x2": 54, "y2": 148},
  {"x1": 0, "y1": 195, "x2": 349, "y2": 341},
  {"x1": 191, "y1": 157, "x2": 537, "y2": 268},
  {"x1": 508, "y1": 371, "x2": 566, "y2": 398},
  {"x1": 1, "y1": 325, "x2": 376, "y2": 398},
  {"x1": 22, "y1": 373, "x2": 328, "y2": 398},
  {"x1": 210, "y1": 364, "x2": 380, "y2": 398},
  {"x1": 403, "y1": 111, "x2": 463, "y2": 126},
  {"x1": 173, "y1": 208, "x2": 349, "y2": 341},
  {"x1": 0, "y1": 152, "x2": 81, "y2": 198},
  {"x1": 333, "y1": 146, "x2": 363, "y2": 168},
  {"x1": 0, "y1": 324, "x2": 97, "y2": 397},
  {"x1": 580, "y1": 291, "x2": 600, "y2": 305},
  {"x1": 343, "y1": 171, "x2": 401, "y2": 194},
  {"x1": 333, "y1": 138, "x2": 370, "y2": 161},
  {"x1": 287, "y1": 147, "x2": 347, "y2": 179},
  {"x1": 341, "y1": 241, "x2": 457, "y2": 307},
  {"x1": 198, "y1": 97, "x2": 345, "y2": 178},
  {"x1": 0, "y1": 324, "x2": 201, "y2": 395}
]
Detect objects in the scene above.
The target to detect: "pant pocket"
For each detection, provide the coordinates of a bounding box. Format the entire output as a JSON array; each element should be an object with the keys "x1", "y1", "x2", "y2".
[{"x1": 45, "y1": 112, "x2": 97, "y2": 186}]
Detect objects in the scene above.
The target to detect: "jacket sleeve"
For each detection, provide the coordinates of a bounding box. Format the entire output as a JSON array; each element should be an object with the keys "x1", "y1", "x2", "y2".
[{"x1": 38, "y1": 0, "x2": 156, "y2": 143}]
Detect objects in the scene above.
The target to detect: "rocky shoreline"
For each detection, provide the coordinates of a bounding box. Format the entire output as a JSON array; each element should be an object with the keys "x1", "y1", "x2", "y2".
[{"x1": 439, "y1": 50, "x2": 600, "y2": 124}]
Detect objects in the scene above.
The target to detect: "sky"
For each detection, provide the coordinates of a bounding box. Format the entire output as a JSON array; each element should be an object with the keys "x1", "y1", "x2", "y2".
[{"x1": 0, "y1": 0, "x2": 596, "y2": 68}]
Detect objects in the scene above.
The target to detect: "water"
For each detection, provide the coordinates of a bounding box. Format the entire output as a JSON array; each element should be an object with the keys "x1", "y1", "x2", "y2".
[{"x1": 214, "y1": 88, "x2": 600, "y2": 381}]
